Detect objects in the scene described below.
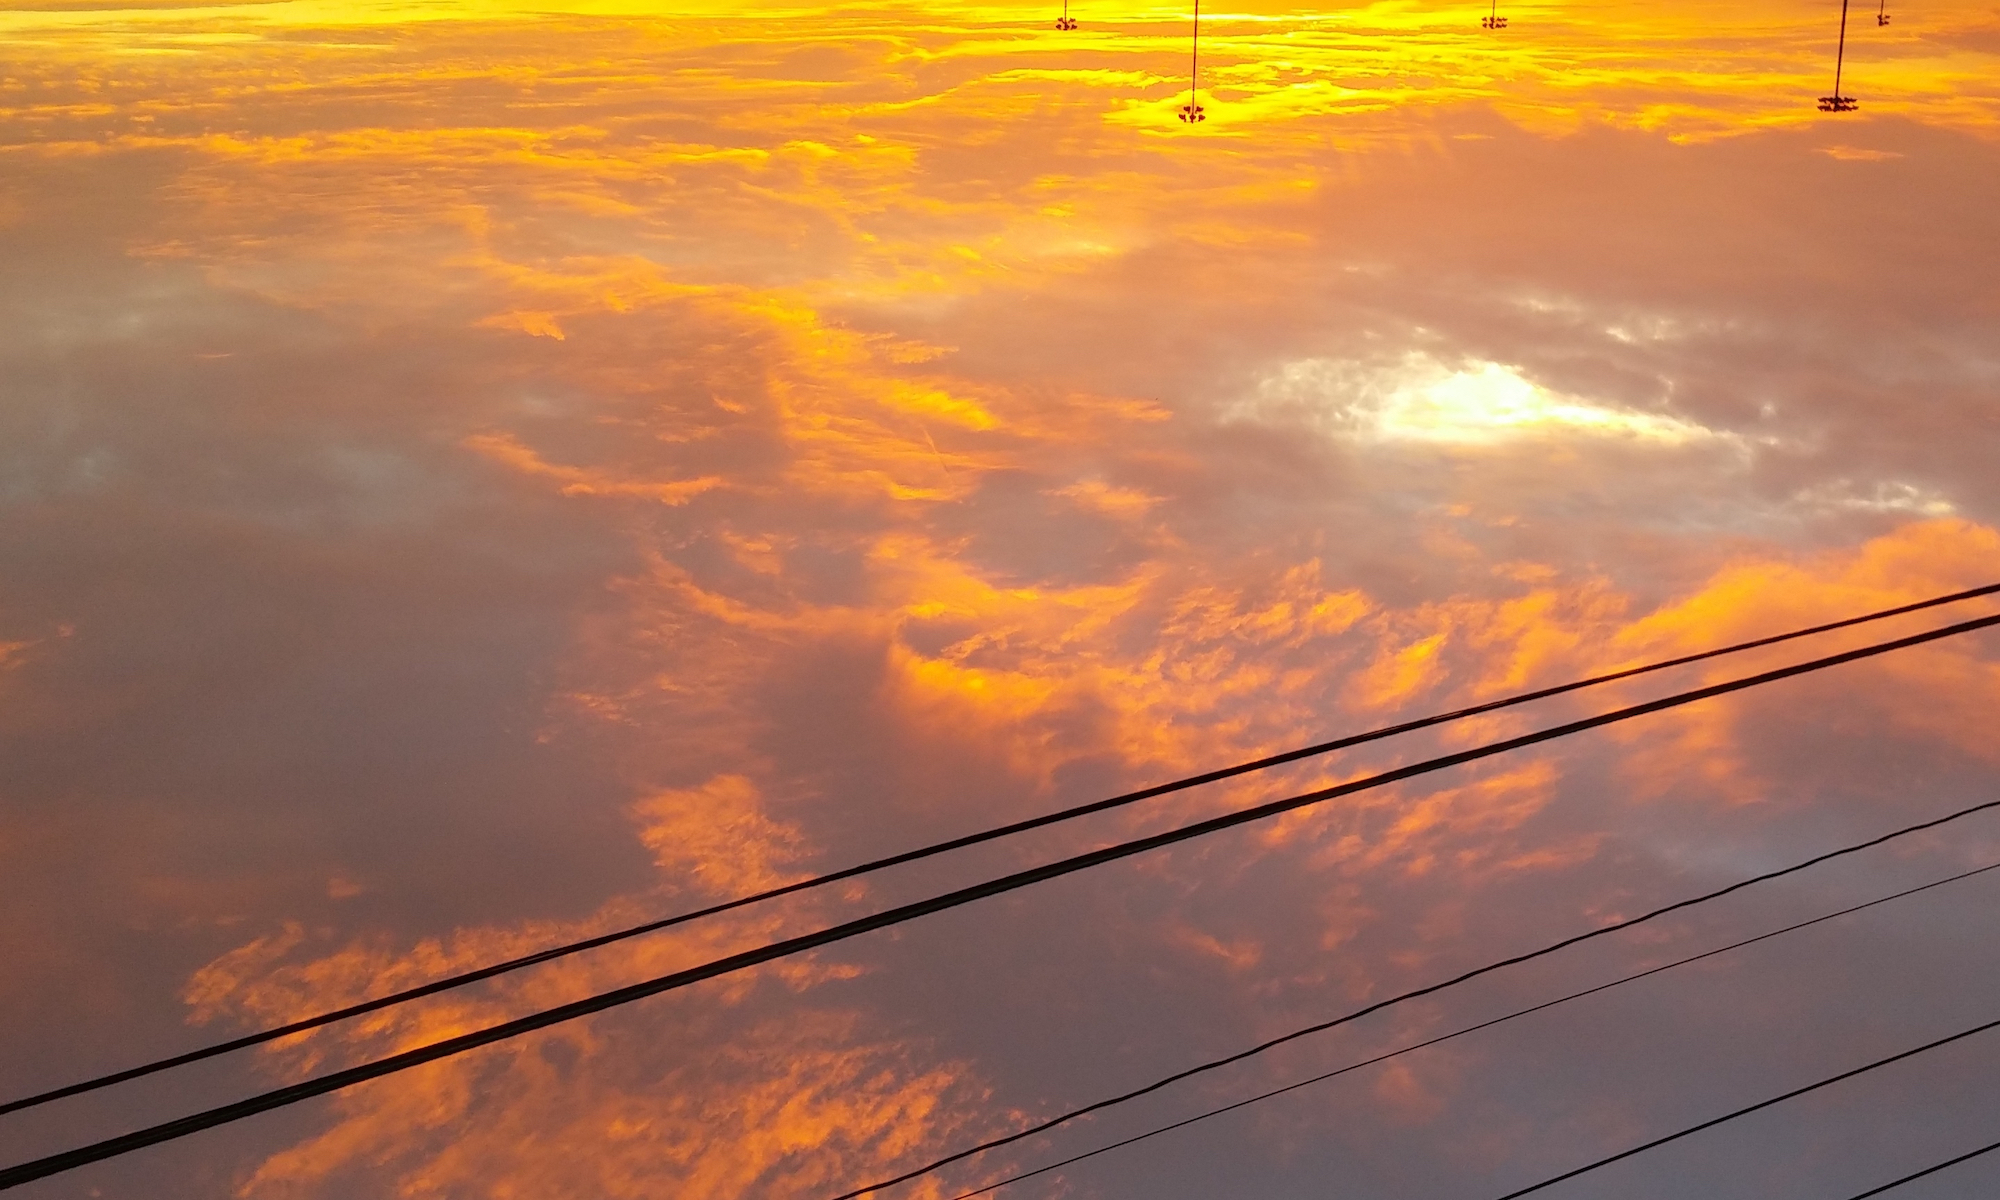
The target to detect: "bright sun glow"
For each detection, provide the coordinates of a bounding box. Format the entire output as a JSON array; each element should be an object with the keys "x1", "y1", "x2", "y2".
[{"x1": 1248, "y1": 356, "x2": 1729, "y2": 447}]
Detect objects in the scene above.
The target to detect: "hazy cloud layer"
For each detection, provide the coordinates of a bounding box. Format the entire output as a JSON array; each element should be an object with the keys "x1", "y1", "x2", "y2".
[{"x1": 3, "y1": 2, "x2": 1998, "y2": 1199}]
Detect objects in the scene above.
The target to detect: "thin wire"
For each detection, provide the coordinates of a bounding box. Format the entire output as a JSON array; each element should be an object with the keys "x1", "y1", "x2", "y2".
[
  {"x1": 5, "y1": 610, "x2": 1997, "y2": 1190},
  {"x1": 946, "y1": 859, "x2": 2000, "y2": 1200},
  {"x1": 826, "y1": 799, "x2": 2000, "y2": 1195},
  {"x1": 1843, "y1": 1138, "x2": 2000, "y2": 1199},
  {"x1": 12, "y1": 586, "x2": 1986, "y2": 1122},
  {"x1": 1491, "y1": 1016, "x2": 2000, "y2": 1199}
]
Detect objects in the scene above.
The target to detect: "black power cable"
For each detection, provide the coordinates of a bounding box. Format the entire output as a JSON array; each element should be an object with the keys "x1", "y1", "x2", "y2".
[
  {"x1": 7, "y1": 582, "x2": 1992, "y2": 1121},
  {"x1": 1843, "y1": 1138, "x2": 2000, "y2": 1199},
  {"x1": 1491, "y1": 1017, "x2": 2000, "y2": 1199},
  {"x1": 827, "y1": 799, "x2": 2000, "y2": 1200},
  {"x1": 3, "y1": 609, "x2": 1996, "y2": 1191},
  {"x1": 944, "y1": 859, "x2": 2000, "y2": 1200}
]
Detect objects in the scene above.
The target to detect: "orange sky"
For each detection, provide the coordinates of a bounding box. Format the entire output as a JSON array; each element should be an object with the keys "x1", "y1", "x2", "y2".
[{"x1": 3, "y1": 0, "x2": 2000, "y2": 1197}]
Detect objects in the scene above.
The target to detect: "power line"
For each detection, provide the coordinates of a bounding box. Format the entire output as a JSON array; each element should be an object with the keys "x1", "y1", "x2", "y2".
[
  {"x1": 11, "y1": 586, "x2": 1987, "y2": 1122},
  {"x1": 826, "y1": 794, "x2": 2000, "y2": 1200},
  {"x1": 3, "y1": 609, "x2": 1995, "y2": 1191},
  {"x1": 944, "y1": 858, "x2": 2000, "y2": 1200},
  {"x1": 1844, "y1": 1137, "x2": 2000, "y2": 1199},
  {"x1": 1491, "y1": 1018, "x2": 2000, "y2": 1200}
]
